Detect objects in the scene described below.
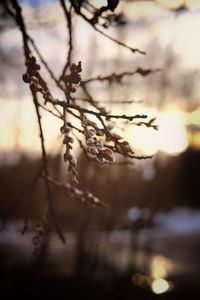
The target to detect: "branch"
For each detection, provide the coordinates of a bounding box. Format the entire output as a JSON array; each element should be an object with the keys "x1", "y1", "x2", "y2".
[
  {"x1": 59, "y1": 0, "x2": 73, "y2": 81},
  {"x1": 75, "y1": 97, "x2": 143, "y2": 104},
  {"x1": 83, "y1": 68, "x2": 161, "y2": 84},
  {"x1": 45, "y1": 175, "x2": 106, "y2": 208},
  {"x1": 51, "y1": 100, "x2": 148, "y2": 121},
  {"x1": 39, "y1": 102, "x2": 84, "y2": 133},
  {"x1": 29, "y1": 37, "x2": 62, "y2": 89},
  {"x1": 21, "y1": 164, "x2": 43, "y2": 235},
  {"x1": 132, "y1": 117, "x2": 159, "y2": 130},
  {"x1": 69, "y1": 1, "x2": 145, "y2": 55},
  {"x1": 32, "y1": 91, "x2": 66, "y2": 243}
]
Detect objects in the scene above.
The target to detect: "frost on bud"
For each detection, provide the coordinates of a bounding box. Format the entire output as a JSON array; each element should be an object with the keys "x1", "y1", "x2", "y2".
[
  {"x1": 96, "y1": 129, "x2": 104, "y2": 137},
  {"x1": 102, "y1": 148, "x2": 115, "y2": 163},
  {"x1": 107, "y1": 123, "x2": 114, "y2": 131},
  {"x1": 86, "y1": 128, "x2": 96, "y2": 138},
  {"x1": 93, "y1": 197, "x2": 99, "y2": 204},
  {"x1": 96, "y1": 156, "x2": 106, "y2": 164},
  {"x1": 121, "y1": 141, "x2": 132, "y2": 153},
  {"x1": 86, "y1": 137, "x2": 94, "y2": 145},
  {"x1": 64, "y1": 152, "x2": 73, "y2": 162},
  {"x1": 32, "y1": 223, "x2": 45, "y2": 256},
  {"x1": 63, "y1": 152, "x2": 68, "y2": 162},
  {"x1": 70, "y1": 157, "x2": 77, "y2": 167},
  {"x1": 115, "y1": 140, "x2": 133, "y2": 155},
  {"x1": 111, "y1": 133, "x2": 122, "y2": 140},
  {"x1": 87, "y1": 145, "x2": 99, "y2": 155},
  {"x1": 95, "y1": 140, "x2": 103, "y2": 149},
  {"x1": 61, "y1": 123, "x2": 78, "y2": 181}
]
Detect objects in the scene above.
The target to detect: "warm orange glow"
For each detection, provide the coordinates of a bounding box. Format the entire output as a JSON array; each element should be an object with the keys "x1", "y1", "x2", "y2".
[
  {"x1": 186, "y1": 109, "x2": 200, "y2": 125},
  {"x1": 188, "y1": 132, "x2": 200, "y2": 149},
  {"x1": 157, "y1": 110, "x2": 188, "y2": 155},
  {"x1": 0, "y1": 98, "x2": 62, "y2": 153},
  {"x1": 126, "y1": 108, "x2": 189, "y2": 156},
  {"x1": 150, "y1": 255, "x2": 174, "y2": 279},
  {"x1": 129, "y1": 126, "x2": 159, "y2": 155}
]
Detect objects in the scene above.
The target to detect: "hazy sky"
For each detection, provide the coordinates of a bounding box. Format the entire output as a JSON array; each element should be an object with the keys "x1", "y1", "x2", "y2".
[{"x1": 0, "y1": 0, "x2": 200, "y2": 157}]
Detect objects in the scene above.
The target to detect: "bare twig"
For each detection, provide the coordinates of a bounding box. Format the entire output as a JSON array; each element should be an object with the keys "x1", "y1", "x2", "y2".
[
  {"x1": 33, "y1": 91, "x2": 66, "y2": 243},
  {"x1": 21, "y1": 164, "x2": 43, "y2": 235},
  {"x1": 83, "y1": 68, "x2": 161, "y2": 84},
  {"x1": 70, "y1": 2, "x2": 145, "y2": 55},
  {"x1": 50, "y1": 100, "x2": 148, "y2": 121},
  {"x1": 75, "y1": 97, "x2": 143, "y2": 104},
  {"x1": 59, "y1": 0, "x2": 73, "y2": 81},
  {"x1": 3, "y1": 0, "x2": 157, "y2": 244},
  {"x1": 132, "y1": 117, "x2": 159, "y2": 130},
  {"x1": 8, "y1": 0, "x2": 65, "y2": 243},
  {"x1": 45, "y1": 175, "x2": 106, "y2": 208}
]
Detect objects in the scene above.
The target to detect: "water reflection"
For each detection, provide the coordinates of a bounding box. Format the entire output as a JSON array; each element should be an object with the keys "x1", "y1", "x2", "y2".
[
  {"x1": 150, "y1": 255, "x2": 173, "y2": 279},
  {"x1": 0, "y1": 207, "x2": 200, "y2": 292},
  {"x1": 151, "y1": 278, "x2": 170, "y2": 294}
]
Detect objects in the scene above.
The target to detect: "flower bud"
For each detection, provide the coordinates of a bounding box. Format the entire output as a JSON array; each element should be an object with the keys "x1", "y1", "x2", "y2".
[
  {"x1": 121, "y1": 141, "x2": 131, "y2": 152},
  {"x1": 68, "y1": 136, "x2": 74, "y2": 143},
  {"x1": 68, "y1": 72, "x2": 81, "y2": 84},
  {"x1": 71, "y1": 87, "x2": 76, "y2": 93},
  {"x1": 86, "y1": 137, "x2": 94, "y2": 145},
  {"x1": 66, "y1": 153, "x2": 73, "y2": 161},
  {"x1": 102, "y1": 148, "x2": 115, "y2": 162},
  {"x1": 70, "y1": 63, "x2": 77, "y2": 72},
  {"x1": 30, "y1": 83, "x2": 37, "y2": 92},
  {"x1": 87, "y1": 146, "x2": 98, "y2": 155},
  {"x1": 112, "y1": 133, "x2": 121, "y2": 140},
  {"x1": 97, "y1": 157, "x2": 106, "y2": 164},
  {"x1": 86, "y1": 128, "x2": 96, "y2": 139},
  {"x1": 70, "y1": 157, "x2": 77, "y2": 167},
  {"x1": 77, "y1": 61, "x2": 82, "y2": 73},
  {"x1": 107, "y1": 123, "x2": 114, "y2": 130},
  {"x1": 95, "y1": 140, "x2": 103, "y2": 149},
  {"x1": 22, "y1": 73, "x2": 30, "y2": 83},
  {"x1": 35, "y1": 64, "x2": 40, "y2": 70},
  {"x1": 93, "y1": 197, "x2": 99, "y2": 204},
  {"x1": 29, "y1": 56, "x2": 36, "y2": 65},
  {"x1": 96, "y1": 130, "x2": 104, "y2": 137}
]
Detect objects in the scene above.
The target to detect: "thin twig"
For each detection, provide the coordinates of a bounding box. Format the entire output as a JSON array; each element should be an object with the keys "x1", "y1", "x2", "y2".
[
  {"x1": 21, "y1": 164, "x2": 43, "y2": 235},
  {"x1": 59, "y1": 0, "x2": 73, "y2": 80},
  {"x1": 50, "y1": 100, "x2": 148, "y2": 121},
  {"x1": 33, "y1": 91, "x2": 66, "y2": 243},
  {"x1": 9, "y1": 0, "x2": 66, "y2": 243},
  {"x1": 45, "y1": 175, "x2": 106, "y2": 208},
  {"x1": 29, "y1": 37, "x2": 62, "y2": 89},
  {"x1": 83, "y1": 68, "x2": 161, "y2": 84},
  {"x1": 39, "y1": 102, "x2": 83, "y2": 133},
  {"x1": 70, "y1": 2, "x2": 145, "y2": 55},
  {"x1": 75, "y1": 97, "x2": 143, "y2": 104},
  {"x1": 132, "y1": 117, "x2": 159, "y2": 130}
]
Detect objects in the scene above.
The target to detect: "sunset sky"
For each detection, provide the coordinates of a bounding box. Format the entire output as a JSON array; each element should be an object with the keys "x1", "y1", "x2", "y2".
[{"x1": 0, "y1": 0, "x2": 200, "y2": 158}]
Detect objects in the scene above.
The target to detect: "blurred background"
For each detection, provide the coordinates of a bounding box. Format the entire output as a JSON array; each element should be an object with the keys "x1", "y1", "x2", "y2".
[{"x1": 0, "y1": 0, "x2": 200, "y2": 299}]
